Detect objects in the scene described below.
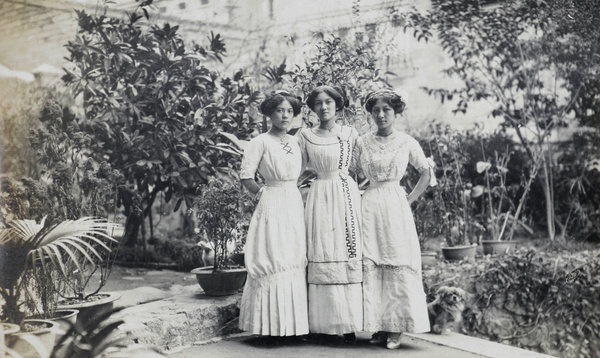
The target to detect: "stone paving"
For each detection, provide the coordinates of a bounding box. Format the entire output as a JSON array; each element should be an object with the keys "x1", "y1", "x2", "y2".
[{"x1": 102, "y1": 266, "x2": 557, "y2": 358}]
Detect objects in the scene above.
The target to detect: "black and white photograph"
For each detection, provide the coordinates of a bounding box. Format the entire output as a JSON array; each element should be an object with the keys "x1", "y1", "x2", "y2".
[{"x1": 1, "y1": 0, "x2": 598, "y2": 357}]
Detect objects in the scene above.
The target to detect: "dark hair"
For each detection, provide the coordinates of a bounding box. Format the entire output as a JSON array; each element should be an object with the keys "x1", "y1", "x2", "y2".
[
  {"x1": 364, "y1": 89, "x2": 406, "y2": 114},
  {"x1": 306, "y1": 85, "x2": 349, "y2": 112},
  {"x1": 260, "y1": 90, "x2": 302, "y2": 116}
]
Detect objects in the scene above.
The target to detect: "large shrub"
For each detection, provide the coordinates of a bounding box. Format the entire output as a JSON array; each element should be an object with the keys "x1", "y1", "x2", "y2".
[{"x1": 62, "y1": 1, "x2": 261, "y2": 246}]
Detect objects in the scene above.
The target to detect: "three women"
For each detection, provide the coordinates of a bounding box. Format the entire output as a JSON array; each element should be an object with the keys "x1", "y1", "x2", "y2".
[{"x1": 239, "y1": 86, "x2": 434, "y2": 348}]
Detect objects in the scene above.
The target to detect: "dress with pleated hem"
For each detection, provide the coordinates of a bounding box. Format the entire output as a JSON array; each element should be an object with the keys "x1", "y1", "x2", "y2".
[
  {"x1": 238, "y1": 133, "x2": 309, "y2": 336},
  {"x1": 353, "y1": 131, "x2": 436, "y2": 334},
  {"x1": 299, "y1": 126, "x2": 363, "y2": 335}
]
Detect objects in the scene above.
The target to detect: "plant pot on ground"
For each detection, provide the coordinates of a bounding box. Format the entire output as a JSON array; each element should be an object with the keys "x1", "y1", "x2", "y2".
[
  {"x1": 442, "y1": 243, "x2": 478, "y2": 261},
  {"x1": 421, "y1": 251, "x2": 438, "y2": 267},
  {"x1": 190, "y1": 179, "x2": 251, "y2": 296},
  {"x1": 2, "y1": 323, "x2": 20, "y2": 336},
  {"x1": 6, "y1": 319, "x2": 59, "y2": 358},
  {"x1": 440, "y1": 217, "x2": 481, "y2": 262},
  {"x1": 480, "y1": 240, "x2": 518, "y2": 255},
  {"x1": 26, "y1": 308, "x2": 79, "y2": 344},
  {"x1": 191, "y1": 267, "x2": 248, "y2": 296},
  {"x1": 56, "y1": 292, "x2": 120, "y2": 328}
]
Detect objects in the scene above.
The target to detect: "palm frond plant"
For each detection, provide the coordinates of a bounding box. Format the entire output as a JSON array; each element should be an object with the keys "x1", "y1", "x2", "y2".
[{"x1": 0, "y1": 217, "x2": 118, "y2": 325}]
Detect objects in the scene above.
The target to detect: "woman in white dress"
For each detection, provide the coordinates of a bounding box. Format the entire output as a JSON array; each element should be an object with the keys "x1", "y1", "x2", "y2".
[
  {"x1": 238, "y1": 91, "x2": 309, "y2": 337},
  {"x1": 353, "y1": 89, "x2": 436, "y2": 349},
  {"x1": 299, "y1": 85, "x2": 363, "y2": 343}
]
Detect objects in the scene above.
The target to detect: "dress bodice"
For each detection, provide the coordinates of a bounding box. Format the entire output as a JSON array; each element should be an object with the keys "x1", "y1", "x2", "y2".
[
  {"x1": 240, "y1": 133, "x2": 302, "y2": 181},
  {"x1": 354, "y1": 132, "x2": 431, "y2": 182},
  {"x1": 299, "y1": 126, "x2": 359, "y2": 175}
]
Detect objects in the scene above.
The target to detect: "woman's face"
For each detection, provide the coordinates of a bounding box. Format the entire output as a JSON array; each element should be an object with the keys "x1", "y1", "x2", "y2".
[
  {"x1": 313, "y1": 92, "x2": 337, "y2": 122},
  {"x1": 370, "y1": 98, "x2": 396, "y2": 131},
  {"x1": 270, "y1": 100, "x2": 294, "y2": 131}
]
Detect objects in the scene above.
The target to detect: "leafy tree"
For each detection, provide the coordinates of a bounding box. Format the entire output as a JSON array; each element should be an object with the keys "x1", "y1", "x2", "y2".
[
  {"x1": 262, "y1": 8, "x2": 403, "y2": 133},
  {"x1": 404, "y1": 0, "x2": 600, "y2": 241},
  {"x1": 287, "y1": 32, "x2": 391, "y2": 133},
  {"x1": 62, "y1": 1, "x2": 260, "y2": 246}
]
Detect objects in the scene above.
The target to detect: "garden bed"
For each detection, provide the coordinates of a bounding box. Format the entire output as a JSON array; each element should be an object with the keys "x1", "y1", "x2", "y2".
[{"x1": 422, "y1": 242, "x2": 600, "y2": 358}]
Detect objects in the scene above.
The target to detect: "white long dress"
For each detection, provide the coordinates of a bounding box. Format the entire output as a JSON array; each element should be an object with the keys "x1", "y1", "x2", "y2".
[
  {"x1": 299, "y1": 126, "x2": 363, "y2": 334},
  {"x1": 238, "y1": 133, "x2": 309, "y2": 336},
  {"x1": 354, "y1": 131, "x2": 434, "y2": 334}
]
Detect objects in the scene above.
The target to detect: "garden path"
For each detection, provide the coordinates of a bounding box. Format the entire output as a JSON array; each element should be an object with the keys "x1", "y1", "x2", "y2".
[{"x1": 98, "y1": 265, "x2": 557, "y2": 358}]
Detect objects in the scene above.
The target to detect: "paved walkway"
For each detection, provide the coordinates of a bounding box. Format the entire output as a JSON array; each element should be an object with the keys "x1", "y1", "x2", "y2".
[
  {"x1": 164, "y1": 330, "x2": 557, "y2": 358},
  {"x1": 101, "y1": 266, "x2": 557, "y2": 358},
  {"x1": 167, "y1": 332, "x2": 486, "y2": 358}
]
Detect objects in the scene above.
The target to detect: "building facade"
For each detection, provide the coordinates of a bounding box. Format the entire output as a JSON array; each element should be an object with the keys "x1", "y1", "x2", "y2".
[{"x1": 0, "y1": 0, "x2": 493, "y2": 129}]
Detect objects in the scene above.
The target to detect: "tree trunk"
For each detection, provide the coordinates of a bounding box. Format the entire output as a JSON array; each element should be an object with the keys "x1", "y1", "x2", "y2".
[
  {"x1": 118, "y1": 186, "x2": 143, "y2": 247},
  {"x1": 541, "y1": 156, "x2": 556, "y2": 241}
]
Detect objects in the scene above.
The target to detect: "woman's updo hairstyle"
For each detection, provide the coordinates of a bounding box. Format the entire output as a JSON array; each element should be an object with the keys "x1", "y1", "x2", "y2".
[
  {"x1": 364, "y1": 88, "x2": 406, "y2": 114},
  {"x1": 260, "y1": 90, "x2": 303, "y2": 117},
  {"x1": 306, "y1": 85, "x2": 349, "y2": 112}
]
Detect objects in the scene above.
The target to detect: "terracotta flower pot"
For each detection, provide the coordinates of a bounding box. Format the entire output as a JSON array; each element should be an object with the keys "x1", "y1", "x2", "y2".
[
  {"x1": 2, "y1": 322, "x2": 20, "y2": 335},
  {"x1": 57, "y1": 292, "x2": 120, "y2": 328},
  {"x1": 481, "y1": 240, "x2": 517, "y2": 256},
  {"x1": 8, "y1": 319, "x2": 58, "y2": 358},
  {"x1": 191, "y1": 266, "x2": 247, "y2": 296},
  {"x1": 421, "y1": 251, "x2": 438, "y2": 267},
  {"x1": 442, "y1": 244, "x2": 477, "y2": 261},
  {"x1": 27, "y1": 309, "x2": 79, "y2": 345},
  {"x1": 1, "y1": 322, "x2": 20, "y2": 353},
  {"x1": 2, "y1": 322, "x2": 20, "y2": 349}
]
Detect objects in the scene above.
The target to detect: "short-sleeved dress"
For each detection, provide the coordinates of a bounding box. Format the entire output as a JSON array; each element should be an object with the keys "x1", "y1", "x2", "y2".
[
  {"x1": 299, "y1": 126, "x2": 363, "y2": 335},
  {"x1": 353, "y1": 131, "x2": 435, "y2": 333},
  {"x1": 238, "y1": 133, "x2": 309, "y2": 336}
]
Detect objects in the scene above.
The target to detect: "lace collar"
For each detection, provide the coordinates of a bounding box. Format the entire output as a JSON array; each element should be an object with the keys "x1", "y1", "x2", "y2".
[{"x1": 363, "y1": 131, "x2": 410, "y2": 151}]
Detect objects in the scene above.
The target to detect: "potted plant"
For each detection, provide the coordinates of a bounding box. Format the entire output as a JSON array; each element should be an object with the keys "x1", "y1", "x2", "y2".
[
  {"x1": 412, "y1": 192, "x2": 441, "y2": 267},
  {"x1": 473, "y1": 147, "x2": 534, "y2": 256},
  {"x1": 432, "y1": 130, "x2": 479, "y2": 261},
  {"x1": 53, "y1": 227, "x2": 122, "y2": 327},
  {"x1": 1, "y1": 98, "x2": 126, "y2": 330},
  {"x1": 0, "y1": 216, "x2": 118, "y2": 355},
  {"x1": 2, "y1": 320, "x2": 56, "y2": 358},
  {"x1": 190, "y1": 179, "x2": 251, "y2": 296}
]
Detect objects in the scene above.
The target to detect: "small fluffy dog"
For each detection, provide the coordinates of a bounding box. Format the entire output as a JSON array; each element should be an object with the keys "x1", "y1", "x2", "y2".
[{"x1": 427, "y1": 286, "x2": 469, "y2": 334}]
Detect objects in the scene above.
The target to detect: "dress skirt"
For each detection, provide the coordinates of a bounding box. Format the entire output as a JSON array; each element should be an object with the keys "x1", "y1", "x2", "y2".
[
  {"x1": 361, "y1": 182, "x2": 430, "y2": 333},
  {"x1": 239, "y1": 180, "x2": 309, "y2": 336},
  {"x1": 305, "y1": 173, "x2": 363, "y2": 334}
]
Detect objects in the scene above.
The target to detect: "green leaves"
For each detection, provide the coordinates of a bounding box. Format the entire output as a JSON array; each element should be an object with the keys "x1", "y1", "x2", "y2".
[
  {"x1": 194, "y1": 180, "x2": 252, "y2": 271},
  {"x1": 62, "y1": 2, "x2": 260, "y2": 230}
]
